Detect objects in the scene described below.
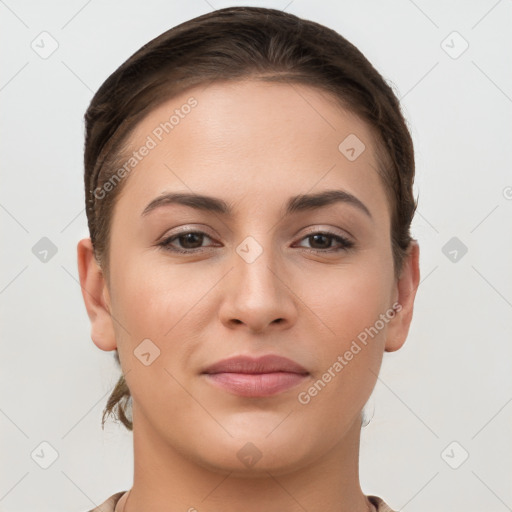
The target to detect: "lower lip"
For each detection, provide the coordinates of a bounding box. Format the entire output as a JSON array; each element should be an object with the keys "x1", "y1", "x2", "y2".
[{"x1": 204, "y1": 372, "x2": 309, "y2": 397}]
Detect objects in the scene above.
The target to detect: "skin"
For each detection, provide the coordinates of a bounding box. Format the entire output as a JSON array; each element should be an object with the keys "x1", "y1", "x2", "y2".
[{"x1": 77, "y1": 80, "x2": 420, "y2": 512}]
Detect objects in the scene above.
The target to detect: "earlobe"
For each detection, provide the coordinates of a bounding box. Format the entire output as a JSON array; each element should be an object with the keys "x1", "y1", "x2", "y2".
[
  {"x1": 77, "y1": 238, "x2": 117, "y2": 351},
  {"x1": 385, "y1": 241, "x2": 420, "y2": 352}
]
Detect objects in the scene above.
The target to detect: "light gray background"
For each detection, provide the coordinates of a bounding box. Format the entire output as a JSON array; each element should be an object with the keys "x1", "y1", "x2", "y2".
[{"x1": 1, "y1": 1, "x2": 511, "y2": 511}]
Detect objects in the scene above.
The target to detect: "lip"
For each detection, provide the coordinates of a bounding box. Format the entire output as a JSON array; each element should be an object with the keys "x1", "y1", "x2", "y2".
[{"x1": 202, "y1": 354, "x2": 310, "y2": 397}]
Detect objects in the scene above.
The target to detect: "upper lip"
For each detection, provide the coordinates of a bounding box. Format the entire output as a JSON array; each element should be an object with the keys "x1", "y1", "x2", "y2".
[{"x1": 202, "y1": 355, "x2": 309, "y2": 375}]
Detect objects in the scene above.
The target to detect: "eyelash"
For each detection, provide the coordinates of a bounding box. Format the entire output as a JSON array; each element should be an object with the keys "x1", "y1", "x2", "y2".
[{"x1": 157, "y1": 230, "x2": 355, "y2": 254}]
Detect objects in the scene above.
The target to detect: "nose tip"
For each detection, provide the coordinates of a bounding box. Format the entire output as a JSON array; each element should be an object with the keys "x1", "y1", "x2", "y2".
[{"x1": 219, "y1": 254, "x2": 297, "y2": 333}]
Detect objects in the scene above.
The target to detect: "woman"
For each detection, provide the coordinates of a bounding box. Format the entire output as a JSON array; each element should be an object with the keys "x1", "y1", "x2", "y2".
[{"x1": 77, "y1": 6, "x2": 420, "y2": 512}]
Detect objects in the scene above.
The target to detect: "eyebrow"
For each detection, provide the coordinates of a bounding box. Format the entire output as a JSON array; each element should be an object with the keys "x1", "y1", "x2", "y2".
[{"x1": 141, "y1": 189, "x2": 372, "y2": 220}]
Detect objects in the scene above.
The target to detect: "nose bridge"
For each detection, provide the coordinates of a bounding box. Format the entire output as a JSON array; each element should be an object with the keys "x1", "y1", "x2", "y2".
[
  {"x1": 219, "y1": 232, "x2": 296, "y2": 331},
  {"x1": 234, "y1": 231, "x2": 285, "y2": 298}
]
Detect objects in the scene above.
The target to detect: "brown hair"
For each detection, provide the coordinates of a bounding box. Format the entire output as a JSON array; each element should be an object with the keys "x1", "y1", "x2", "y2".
[{"x1": 84, "y1": 6, "x2": 417, "y2": 432}]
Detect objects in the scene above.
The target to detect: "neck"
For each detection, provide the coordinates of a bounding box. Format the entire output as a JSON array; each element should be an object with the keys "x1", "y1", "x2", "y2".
[{"x1": 125, "y1": 403, "x2": 371, "y2": 512}]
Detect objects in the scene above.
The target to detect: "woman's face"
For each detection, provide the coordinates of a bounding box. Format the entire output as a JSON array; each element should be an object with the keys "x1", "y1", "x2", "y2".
[{"x1": 93, "y1": 80, "x2": 414, "y2": 474}]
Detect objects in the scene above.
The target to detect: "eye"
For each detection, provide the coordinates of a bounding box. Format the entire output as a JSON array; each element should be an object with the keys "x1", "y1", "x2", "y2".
[
  {"x1": 295, "y1": 231, "x2": 354, "y2": 252},
  {"x1": 158, "y1": 231, "x2": 216, "y2": 254},
  {"x1": 157, "y1": 229, "x2": 355, "y2": 255}
]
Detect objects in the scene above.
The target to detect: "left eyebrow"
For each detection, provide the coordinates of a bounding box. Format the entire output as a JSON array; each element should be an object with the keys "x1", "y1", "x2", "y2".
[
  {"x1": 141, "y1": 189, "x2": 372, "y2": 220},
  {"x1": 286, "y1": 189, "x2": 372, "y2": 219}
]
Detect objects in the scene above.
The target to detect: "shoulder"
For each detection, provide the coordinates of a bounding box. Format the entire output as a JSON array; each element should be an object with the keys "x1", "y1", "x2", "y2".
[
  {"x1": 85, "y1": 491, "x2": 127, "y2": 512},
  {"x1": 367, "y1": 494, "x2": 397, "y2": 512},
  {"x1": 85, "y1": 491, "x2": 393, "y2": 512}
]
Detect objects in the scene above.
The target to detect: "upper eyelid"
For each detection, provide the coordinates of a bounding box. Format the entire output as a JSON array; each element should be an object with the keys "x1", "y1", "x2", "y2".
[{"x1": 299, "y1": 225, "x2": 353, "y2": 240}]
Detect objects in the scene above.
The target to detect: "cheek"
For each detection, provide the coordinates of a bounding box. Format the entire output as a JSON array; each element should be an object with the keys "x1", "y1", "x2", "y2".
[
  {"x1": 305, "y1": 262, "x2": 392, "y2": 345},
  {"x1": 295, "y1": 267, "x2": 391, "y2": 426},
  {"x1": 109, "y1": 256, "x2": 207, "y2": 418},
  {"x1": 111, "y1": 253, "x2": 204, "y2": 339}
]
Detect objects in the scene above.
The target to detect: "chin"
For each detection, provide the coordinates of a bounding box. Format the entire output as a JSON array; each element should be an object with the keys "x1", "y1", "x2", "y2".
[{"x1": 188, "y1": 426, "x2": 319, "y2": 477}]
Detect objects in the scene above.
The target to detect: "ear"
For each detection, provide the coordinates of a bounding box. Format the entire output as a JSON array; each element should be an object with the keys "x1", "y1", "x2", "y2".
[
  {"x1": 385, "y1": 241, "x2": 420, "y2": 352},
  {"x1": 77, "y1": 238, "x2": 117, "y2": 351}
]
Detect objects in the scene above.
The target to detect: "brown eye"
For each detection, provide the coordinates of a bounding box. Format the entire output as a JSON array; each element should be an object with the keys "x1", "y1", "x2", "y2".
[
  {"x1": 159, "y1": 231, "x2": 214, "y2": 253},
  {"x1": 308, "y1": 234, "x2": 331, "y2": 250},
  {"x1": 175, "y1": 232, "x2": 205, "y2": 249},
  {"x1": 296, "y1": 232, "x2": 354, "y2": 252}
]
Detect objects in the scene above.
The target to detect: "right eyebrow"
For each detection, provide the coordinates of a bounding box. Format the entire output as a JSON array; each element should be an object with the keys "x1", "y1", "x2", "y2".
[{"x1": 141, "y1": 192, "x2": 231, "y2": 217}]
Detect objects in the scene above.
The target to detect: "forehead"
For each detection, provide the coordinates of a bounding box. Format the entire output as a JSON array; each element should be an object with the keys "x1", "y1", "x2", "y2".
[{"x1": 114, "y1": 80, "x2": 390, "y2": 222}]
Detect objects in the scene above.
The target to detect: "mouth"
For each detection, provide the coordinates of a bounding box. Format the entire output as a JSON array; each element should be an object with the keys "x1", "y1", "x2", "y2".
[{"x1": 201, "y1": 354, "x2": 310, "y2": 398}]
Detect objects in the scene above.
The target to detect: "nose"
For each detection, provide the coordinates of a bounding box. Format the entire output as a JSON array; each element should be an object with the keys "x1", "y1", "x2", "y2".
[{"x1": 218, "y1": 243, "x2": 298, "y2": 334}]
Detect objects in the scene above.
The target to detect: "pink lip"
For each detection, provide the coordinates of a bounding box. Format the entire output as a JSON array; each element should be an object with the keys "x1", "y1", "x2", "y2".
[{"x1": 202, "y1": 355, "x2": 309, "y2": 397}]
